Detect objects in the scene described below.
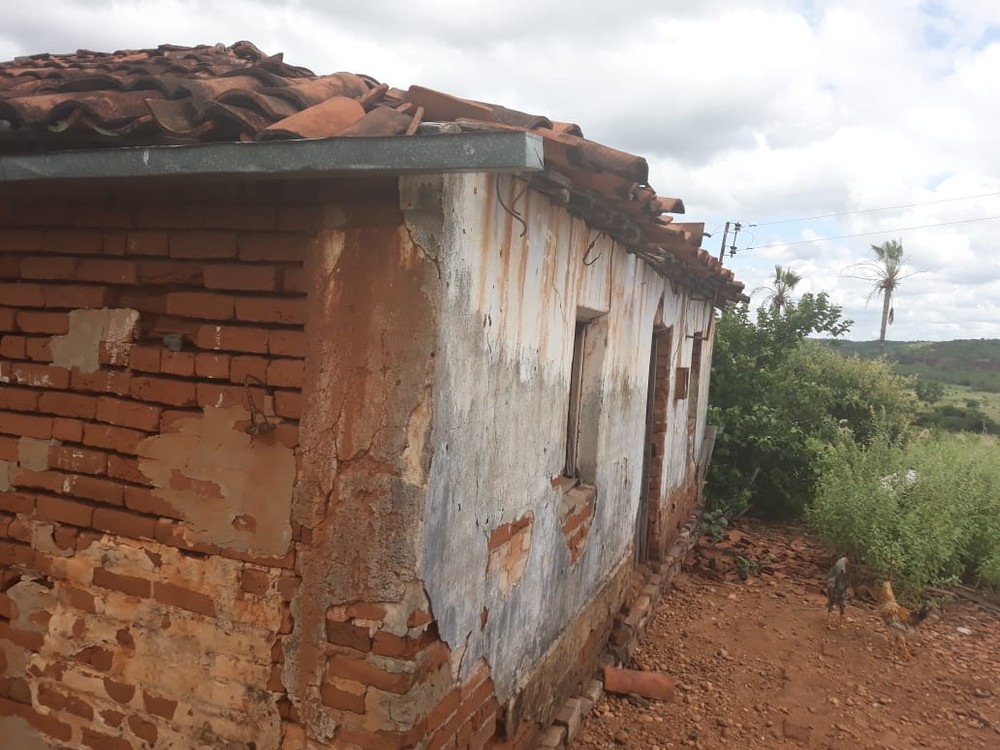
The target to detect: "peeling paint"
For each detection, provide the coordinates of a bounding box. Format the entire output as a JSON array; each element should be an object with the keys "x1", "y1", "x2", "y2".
[
  {"x1": 50, "y1": 308, "x2": 139, "y2": 374},
  {"x1": 137, "y1": 406, "x2": 295, "y2": 556}
]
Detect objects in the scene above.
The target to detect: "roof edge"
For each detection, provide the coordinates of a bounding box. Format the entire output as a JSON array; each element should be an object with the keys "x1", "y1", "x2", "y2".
[{"x1": 0, "y1": 131, "x2": 544, "y2": 183}]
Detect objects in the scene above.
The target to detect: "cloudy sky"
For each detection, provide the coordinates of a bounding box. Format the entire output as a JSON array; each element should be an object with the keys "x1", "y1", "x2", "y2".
[{"x1": 3, "y1": 1, "x2": 999, "y2": 342}]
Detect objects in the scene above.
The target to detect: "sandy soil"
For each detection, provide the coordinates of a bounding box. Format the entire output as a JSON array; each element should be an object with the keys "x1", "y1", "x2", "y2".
[{"x1": 572, "y1": 522, "x2": 1000, "y2": 749}]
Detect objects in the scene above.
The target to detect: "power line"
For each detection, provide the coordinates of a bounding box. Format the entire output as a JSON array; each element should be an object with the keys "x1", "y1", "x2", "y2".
[
  {"x1": 743, "y1": 214, "x2": 1000, "y2": 251},
  {"x1": 746, "y1": 190, "x2": 1000, "y2": 228}
]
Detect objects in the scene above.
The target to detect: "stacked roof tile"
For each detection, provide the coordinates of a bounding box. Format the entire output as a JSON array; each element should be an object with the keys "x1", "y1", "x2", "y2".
[{"x1": 0, "y1": 41, "x2": 744, "y2": 301}]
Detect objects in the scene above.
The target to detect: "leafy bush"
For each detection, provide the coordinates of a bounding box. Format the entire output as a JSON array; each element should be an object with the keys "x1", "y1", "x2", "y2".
[
  {"x1": 707, "y1": 294, "x2": 916, "y2": 519},
  {"x1": 808, "y1": 424, "x2": 1000, "y2": 592}
]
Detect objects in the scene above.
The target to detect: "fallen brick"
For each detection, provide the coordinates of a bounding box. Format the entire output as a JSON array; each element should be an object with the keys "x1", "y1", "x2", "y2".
[{"x1": 602, "y1": 666, "x2": 675, "y2": 701}]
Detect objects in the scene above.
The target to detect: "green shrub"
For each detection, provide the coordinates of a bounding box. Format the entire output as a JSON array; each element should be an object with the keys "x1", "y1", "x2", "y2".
[{"x1": 808, "y1": 424, "x2": 1000, "y2": 592}]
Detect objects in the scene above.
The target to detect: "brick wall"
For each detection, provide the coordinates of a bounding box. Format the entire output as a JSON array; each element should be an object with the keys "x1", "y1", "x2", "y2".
[{"x1": 0, "y1": 180, "x2": 311, "y2": 748}]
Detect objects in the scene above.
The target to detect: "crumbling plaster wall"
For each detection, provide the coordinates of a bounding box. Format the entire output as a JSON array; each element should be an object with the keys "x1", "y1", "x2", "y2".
[{"x1": 419, "y1": 172, "x2": 712, "y2": 704}]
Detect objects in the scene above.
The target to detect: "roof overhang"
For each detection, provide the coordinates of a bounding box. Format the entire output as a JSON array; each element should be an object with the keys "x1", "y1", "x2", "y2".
[{"x1": 0, "y1": 131, "x2": 544, "y2": 183}]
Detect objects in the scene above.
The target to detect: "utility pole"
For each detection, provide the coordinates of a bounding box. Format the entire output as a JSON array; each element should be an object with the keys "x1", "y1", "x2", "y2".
[{"x1": 718, "y1": 221, "x2": 742, "y2": 262}]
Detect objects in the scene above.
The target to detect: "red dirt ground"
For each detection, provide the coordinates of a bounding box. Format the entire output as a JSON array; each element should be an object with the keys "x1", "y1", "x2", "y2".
[{"x1": 572, "y1": 521, "x2": 1000, "y2": 749}]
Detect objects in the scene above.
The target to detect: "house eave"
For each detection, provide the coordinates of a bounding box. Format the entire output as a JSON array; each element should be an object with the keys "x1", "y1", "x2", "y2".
[{"x1": 0, "y1": 131, "x2": 545, "y2": 183}]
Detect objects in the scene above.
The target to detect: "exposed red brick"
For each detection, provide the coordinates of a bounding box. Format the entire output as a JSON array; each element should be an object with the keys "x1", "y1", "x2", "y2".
[
  {"x1": 0, "y1": 228, "x2": 44, "y2": 251},
  {"x1": 9, "y1": 468, "x2": 63, "y2": 494},
  {"x1": 0, "y1": 411, "x2": 53, "y2": 439},
  {"x1": 0, "y1": 696, "x2": 72, "y2": 741},
  {"x1": 102, "y1": 678, "x2": 136, "y2": 705},
  {"x1": 37, "y1": 391, "x2": 97, "y2": 419},
  {"x1": 53, "y1": 524, "x2": 79, "y2": 551},
  {"x1": 0, "y1": 384, "x2": 38, "y2": 411},
  {"x1": 44, "y1": 228, "x2": 103, "y2": 254},
  {"x1": 234, "y1": 296, "x2": 306, "y2": 325},
  {"x1": 95, "y1": 396, "x2": 161, "y2": 431},
  {"x1": 49, "y1": 445, "x2": 108, "y2": 474},
  {"x1": 74, "y1": 645, "x2": 115, "y2": 671},
  {"x1": 320, "y1": 683, "x2": 366, "y2": 713},
  {"x1": 237, "y1": 232, "x2": 305, "y2": 262},
  {"x1": 82, "y1": 727, "x2": 132, "y2": 750},
  {"x1": 107, "y1": 455, "x2": 149, "y2": 486},
  {"x1": 267, "y1": 358, "x2": 304, "y2": 388},
  {"x1": 25, "y1": 337, "x2": 52, "y2": 362},
  {"x1": 372, "y1": 630, "x2": 434, "y2": 659},
  {"x1": 0, "y1": 282, "x2": 44, "y2": 307},
  {"x1": 281, "y1": 266, "x2": 308, "y2": 293},
  {"x1": 82, "y1": 423, "x2": 145, "y2": 454},
  {"x1": 123, "y1": 487, "x2": 180, "y2": 518},
  {"x1": 194, "y1": 352, "x2": 231, "y2": 379},
  {"x1": 141, "y1": 690, "x2": 178, "y2": 720},
  {"x1": 129, "y1": 376, "x2": 197, "y2": 407},
  {"x1": 51, "y1": 417, "x2": 83, "y2": 443},
  {"x1": 65, "y1": 474, "x2": 124, "y2": 505},
  {"x1": 44, "y1": 284, "x2": 113, "y2": 309},
  {"x1": 195, "y1": 382, "x2": 264, "y2": 410},
  {"x1": 62, "y1": 586, "x2": 97, "y2": 613},
  {"x1": 194, "y1": 324, "x2": 270, "y2": 354},
  {"x1": 77, "y1": 258, "x2": 138, "y2": 285},
  {"x1": 0, "y1": 334, "x2": 26, "y2": 359},
  {"x1": 127, "y1": 345, "x2": 161, "y2": 373},
  {"x1": 136, "y1": 258, "x2": 203, "y2": 286},
  {"x1": 35, "y1": 495, "x2": 95, "y2": 527},
  {"x1": 169, "y1": 231, "x2": 238, "y2": 259},
  {"x1": 10, "y1": 362, "x2": 69, "y2": 390},
  {"x1": 14, "y1": 310, "x2": 68, "y2": 334},
  {"x1": 71, "y1": 368, "x2": 133, "y2": 396},
  {"x1": 92, "y1": 568, "x2": 151, "y2": 598},
  {"x1": 123, "y1": 230, "x2": 170, "y2": 256},
  {"x1": 159, "y1": 350, "x2": 195, "y2": 377},
  {"x1": 325, "y1": 619, "x2": 373, "y2": 652},
  {"x1": 203, "y1": 263, "x2": 279, "y2": 291},
  {"x1": 325, "y1": 654, "x2": 414, "y2": 694},
  {"x1": 127, "y1": 714, "x2": 158, "y2": 745},
  {"x1": 240, "y1": 567, "x2": 270, "y2": 595},
  {"x1": 99, "y1": 709, "x2": 125, "y2": 728},
  {"x1": 165, "y1": 291, "x2": 235, "y2": 320},
  {"x1": 229, "y1": 355, "x2": 267, "y2": 384},
  {"x1": 152, "y1": 582, "x2": 216, "y2": 617},
  {"x1": 0, "y1": 307, "x2": 15, "y2": 332},
  {"x1": 264, "y1": 330, "x2": 305, "y2": 360},
  {"x1": 92, "y1": 507, "x2": 156, "y2": 539},
  {"x1": 0, "y1": 492, "x2": 35, "y2": 515}
]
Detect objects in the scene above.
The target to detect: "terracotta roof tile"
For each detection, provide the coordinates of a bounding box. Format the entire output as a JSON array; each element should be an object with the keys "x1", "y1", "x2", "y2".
[{"x1": 0, "y1": 41, "x2": 745, "y2": 301}]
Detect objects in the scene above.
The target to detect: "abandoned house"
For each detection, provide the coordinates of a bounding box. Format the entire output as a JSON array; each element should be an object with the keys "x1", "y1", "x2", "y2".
[{"x1": 0, "y1": 42, "x2": 746, "y2": 749}]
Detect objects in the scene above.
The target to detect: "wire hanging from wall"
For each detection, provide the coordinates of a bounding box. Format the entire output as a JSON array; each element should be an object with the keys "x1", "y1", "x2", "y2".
[
  {"x1": 583, "y1": 230, "x2": 604, "y2": 266},
  {"x1": 496, "y1": 174, "x2": 529, "y2": 238}
]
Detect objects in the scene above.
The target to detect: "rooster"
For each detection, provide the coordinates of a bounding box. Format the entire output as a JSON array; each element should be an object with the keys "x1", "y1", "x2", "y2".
[
  {"x1": 877, "y1": 580, "x2": 931, "y2": 659},
  {"x1": 825, "y1": 556, "x2": 849, "y2": 628}
]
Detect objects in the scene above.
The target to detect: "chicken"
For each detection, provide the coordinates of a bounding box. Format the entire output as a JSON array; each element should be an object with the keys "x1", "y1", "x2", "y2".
[
  {"x1": 877, "y1": 579, "x2": 931, "y2": 659},
  {"x1": 825, "y1": 556, "x2": 849, "y2": 628}
]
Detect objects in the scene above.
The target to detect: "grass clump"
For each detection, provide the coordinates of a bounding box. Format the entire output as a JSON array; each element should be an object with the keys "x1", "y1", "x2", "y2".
[{"x1": 808, "y1": 422, "x2": 999, "y2": 593}]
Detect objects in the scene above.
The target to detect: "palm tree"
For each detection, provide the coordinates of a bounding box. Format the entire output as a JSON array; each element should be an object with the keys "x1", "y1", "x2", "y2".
[
  {"x1": 760, "y1": 264, "x2": 803, "y2": 314},
  {"x1": 857, "y1": 239, "x2": 907, "y2": 355}
]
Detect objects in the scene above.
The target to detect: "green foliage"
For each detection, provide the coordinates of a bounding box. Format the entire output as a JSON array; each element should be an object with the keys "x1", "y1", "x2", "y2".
[
  {"x1": 707, "y1": 293, "x2": 917, "y2": 520},
  {"x1": 827, "y1": 338, "x2": 1000, "y2": 393},
  {"x1": 808, "y1": 425, "x2": 1000, "y2": 592},
  {"x1": 915, "y1": 378, "x2": 945, "y2": 404},
  {"x1": 700, "y1": 508, "x2": 729, "y2": 542}
]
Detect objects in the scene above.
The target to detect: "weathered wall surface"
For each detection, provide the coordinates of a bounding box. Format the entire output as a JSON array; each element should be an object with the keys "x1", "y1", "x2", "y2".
[
  {"x1": 0, "y1": 181, "x2": 310, "y2": 748},
  {"x1": 421, "y1": 172, "x2": 714, "y2": 714}
]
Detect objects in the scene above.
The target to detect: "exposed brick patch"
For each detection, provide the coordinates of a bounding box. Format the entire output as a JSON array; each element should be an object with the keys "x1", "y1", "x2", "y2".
[
  {"x1": 560, "y1": 485, "x2": 596, "y2": 564},
  {"x1": 487, "y1": 512, "x2": 533, "y2": 595}
]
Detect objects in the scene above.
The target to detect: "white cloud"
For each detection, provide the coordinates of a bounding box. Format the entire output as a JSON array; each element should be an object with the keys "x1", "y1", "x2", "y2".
[{"x1": 1, "y1": 0, "x2": 999, "y2": 341}]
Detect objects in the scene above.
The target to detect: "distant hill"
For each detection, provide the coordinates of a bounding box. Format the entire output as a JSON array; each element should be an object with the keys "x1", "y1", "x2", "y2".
[{"x1": 817, "y1": 339, "x2": 1000, "y2": 392}]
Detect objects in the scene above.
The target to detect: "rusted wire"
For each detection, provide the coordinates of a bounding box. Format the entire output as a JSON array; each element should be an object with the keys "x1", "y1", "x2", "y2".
[
  {"x1": 496, "y1": 174, "x2": 529, "y2": 238},
  {"x1": 242, "y1": 374, "x2": 275, "y2": 435},
  {"x1": 583, "y1": 231, "x2": 603, "y2": 266}
]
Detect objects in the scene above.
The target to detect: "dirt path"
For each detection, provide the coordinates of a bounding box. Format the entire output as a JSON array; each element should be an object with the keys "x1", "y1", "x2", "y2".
[{"x1": 572, "y1": 522, "x2": 1000, "y2": 749}]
